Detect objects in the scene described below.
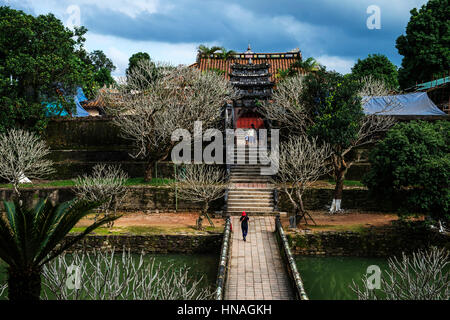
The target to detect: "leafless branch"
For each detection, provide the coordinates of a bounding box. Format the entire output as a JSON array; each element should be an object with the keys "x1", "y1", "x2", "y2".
[
  {"x1": 274, "y1": 136, "x2": 332, "y2": 214},
  {"x1": 34, "y1": 249, "x2": 213, "y2": 300},
  {"x1": 0, "y1": 129, "x2": 55, "y2": 197},
  {"x1": 260, "y1": 75, "x2": 309, "y2": 134},
  {"x1": 102, "y1": 61, "x2": 236, "y2": 166},
  {"x1": 177, "y1": 164, "x2": 228, "y2": 229},
  {"x1": 351, "y1": 247, "x2": 450, "y2": 300},
  {"x1": 73, "y1": 164, "x2": 128, "y2": 227}
]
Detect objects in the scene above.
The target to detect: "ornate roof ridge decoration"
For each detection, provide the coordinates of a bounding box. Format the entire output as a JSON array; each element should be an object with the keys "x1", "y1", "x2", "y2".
[
  {"x1": 199, "y1": 52, "x2": 301, "y2": 60},
  {"x1": 194, "y1": 48, "x2": 304, "y2": 82}
]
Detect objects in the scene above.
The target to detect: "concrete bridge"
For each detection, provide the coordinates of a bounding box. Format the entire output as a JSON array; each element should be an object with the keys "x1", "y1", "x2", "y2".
[{"x1": 224, "y1": 216, "x2": 294, "y2": 300}]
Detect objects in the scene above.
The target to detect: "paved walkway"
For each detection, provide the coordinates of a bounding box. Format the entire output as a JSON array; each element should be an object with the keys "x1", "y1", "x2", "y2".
[{"x1": 224, "y1": 217, "x2": 294, "y2": 300}]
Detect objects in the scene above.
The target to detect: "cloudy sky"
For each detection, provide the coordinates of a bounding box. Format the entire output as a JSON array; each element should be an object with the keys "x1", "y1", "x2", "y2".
[{"x1": 1, "y1": 0, "x2": 428, "y2": 76}]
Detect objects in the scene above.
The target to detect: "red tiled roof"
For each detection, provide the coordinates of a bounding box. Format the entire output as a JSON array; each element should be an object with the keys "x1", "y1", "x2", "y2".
[{"x1": 193, "y1": 51, "x2": 306, "y2": 82}]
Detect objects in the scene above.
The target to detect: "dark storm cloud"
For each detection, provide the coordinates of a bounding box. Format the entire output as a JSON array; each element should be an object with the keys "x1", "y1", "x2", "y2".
[
  {"x1": 2, "y1": 0, "x2": 427, "y2": 69},
  {"x1": 76, "y1": 0, "x2": 422, "y2": 64}
]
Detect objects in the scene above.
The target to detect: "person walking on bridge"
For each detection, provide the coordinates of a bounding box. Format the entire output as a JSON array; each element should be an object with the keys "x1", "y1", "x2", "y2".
[{"x1": 240, "y1": 211, "x2": 249, "y2": 241}]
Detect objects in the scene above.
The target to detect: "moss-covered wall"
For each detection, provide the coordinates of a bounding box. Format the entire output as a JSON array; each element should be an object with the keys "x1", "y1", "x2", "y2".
[
  {"x1": 0, "y1": 185, "x2": 224, "y2": 213},
  {"x1": 43, "y1": 117, "x2": 372, "y2": 180},
  {"x1": 287, "y1": 225, "x2": 450, "y2": 257},
  {"x1": 278, "y1": 188, "x2": 406, "y2": 212},
  {"x1": 63, "y1": 233, "x2": 222, "y2": 254}
]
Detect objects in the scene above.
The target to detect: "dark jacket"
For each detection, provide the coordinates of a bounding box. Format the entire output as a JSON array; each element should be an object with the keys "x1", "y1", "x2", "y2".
[{"x1": 240, "y1": 215, "x2": 249, "y2": 229}]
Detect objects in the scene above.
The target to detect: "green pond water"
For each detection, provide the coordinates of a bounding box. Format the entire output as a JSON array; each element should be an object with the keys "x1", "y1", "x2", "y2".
[
  {"x1": 295, "y1": 256, "x2": 389, "y2": 300},
  {"x1": 0, "y1": 253, "x2": 218, "y2": 300}
]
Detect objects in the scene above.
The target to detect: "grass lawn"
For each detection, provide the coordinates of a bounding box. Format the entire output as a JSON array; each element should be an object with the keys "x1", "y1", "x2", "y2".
[
  {"x1": 71, "y1": 212, "x2": 225, "y2": 235},
  {"x1": 0, "y1": 177, "x2": 175, "y2": 189},
  {"x1": 70, "y1": 225, "x2": 223, "y2": 235},
  {"x1": 281, "y1": 210, "x2": 402, "y2": 234}
]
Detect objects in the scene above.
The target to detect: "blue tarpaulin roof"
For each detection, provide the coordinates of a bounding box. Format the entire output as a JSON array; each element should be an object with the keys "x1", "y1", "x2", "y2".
[
  {"x1": 363, "y1": 92, "x2": 447, "y2": 116},
  {"x1": 44, "y1": 87, "x2": 89, "y2": 117}
]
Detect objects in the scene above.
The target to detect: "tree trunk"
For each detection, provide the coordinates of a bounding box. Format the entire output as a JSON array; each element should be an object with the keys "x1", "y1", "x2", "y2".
[
  {"x1": 330, "y1": 155, "x2": 347, "y2": 213},
  {"x1": 144, "y1": 162, "x2": 154, "y2": 182},
  {"x1": 8, "y1": 267, "x2": 41, "y2": 300}
]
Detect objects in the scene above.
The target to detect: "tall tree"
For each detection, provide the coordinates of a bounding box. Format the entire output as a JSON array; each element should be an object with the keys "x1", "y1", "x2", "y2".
[
  {"x1": 363, "y1": 121, "x2": 449, "y2": 223},
  {"x1": 396, "y1": 0, "x2": 450, "y2": 89},
  {"x1": 351, "y1": 54, "x2": 399, "y2": 90},
  {"x1": 103, "y1": 61, "x2": 235, "y2": 181},
  {"x1": 126, "y1": 52, "x2": 151, "y2": 79},
  {"x1": 0, "y1": 7, "x2": 97, "y2": 132},
  {"x1": 261, "y1": 72, "x2": 395, "y2": 213},
  {"x1": 89, "y1": 50, "x2": 116, "y2": 87}
]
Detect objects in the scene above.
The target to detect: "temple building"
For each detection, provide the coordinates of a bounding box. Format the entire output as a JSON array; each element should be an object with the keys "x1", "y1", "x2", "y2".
[{"x1": 192, "y1": 46, "x2": 304, "y2": 130}]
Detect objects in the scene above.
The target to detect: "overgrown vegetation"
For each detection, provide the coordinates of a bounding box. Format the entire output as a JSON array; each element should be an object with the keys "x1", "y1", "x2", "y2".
[
  {"x1": 396, "y1": 0, "x2": 450, "y2": 89},
  {"x1": 0, "y1": 7, "x2": 115, "y2": 133},
  {"x1": 364, "y1": 121, "x2": 449, "y2": 223}
]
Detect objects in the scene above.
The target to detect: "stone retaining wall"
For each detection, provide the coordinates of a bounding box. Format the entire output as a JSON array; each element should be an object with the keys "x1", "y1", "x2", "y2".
[
  {"x1": 63, "y1": 233, "x2": 222, "y2": 254},
  {"x1": 0, "y1": 185, "x2": 224, "y2": 213},
  {"x1": 0, "y1": 185, "x2": 404, "y2": 213},
  {"x1": 278, "y1": 188, "x2": 405, "y2": 212},
  {"x1": 42, "y1": 117, "x2": 371, "y2": 180},
  {"x1": 286, "y1": 225, "x2": 450, "y2": 257}
]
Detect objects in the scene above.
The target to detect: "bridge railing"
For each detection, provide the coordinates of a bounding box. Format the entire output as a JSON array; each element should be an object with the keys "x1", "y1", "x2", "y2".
[
  {"x1": 215, "y1": 217, "x2": 232, "y2": 300},
  {"x1": 275, "y1": 215, "x2": 309, "y2": 300}
]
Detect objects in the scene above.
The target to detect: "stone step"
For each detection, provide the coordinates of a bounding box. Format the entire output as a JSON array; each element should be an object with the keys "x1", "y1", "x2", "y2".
[
  {"x1": 230, "y1": 173, "x2": 271, "y2": 177},
  {"x1": 230, "y1": 168, "x2": 270, "y2": 172},
  {"x1": 230, "y1": 175, "x2": 270, "y2": 183},
  {"x1": 228, "y1": 192, "x2": 273, "y2": 197},
  {"x1": 228, "y1": 188, "x2": 274, "y2": 193},
  {"x1": 228, "y1": 193, "x2": 273, "y2": 198},
  {"x1": 227, "y1": 201, "x2": 273, "y2": 207},
  {"x1": 229, "y1": 178, "x2": 271, "y2": 183}
]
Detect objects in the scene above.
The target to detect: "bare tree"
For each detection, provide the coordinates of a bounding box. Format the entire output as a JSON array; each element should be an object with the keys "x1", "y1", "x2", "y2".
[
  {"x1": 102, "y1": 60, "x2": 236, "y2": 181},
  {"x1": 0, "y1": 128, "x2": 54, "y2": 198},
  {"x1": 73, "y1": 164, "x2": 128, "y2": 228},
  {"x1": 351, "y1": 247, "x2": 450, "y2": 300},
  {"x1": 261, "y1": 75, "x2": 396, "y2": 213},
  {"x1": 177, "y1": 164, "x2": 228, "y2": 230},
  {"x1": 0, "y1": 249, "x2": 213, "y2": 300},
  {"x1": 274, "y1": 136, "x2": 332, "y2": 225}
]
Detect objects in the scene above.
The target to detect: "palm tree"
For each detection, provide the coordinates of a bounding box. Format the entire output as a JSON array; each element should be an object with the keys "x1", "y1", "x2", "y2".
[
  {"x1": 0, "y1": 198, "x2": 118, "y2": 300},
  {"x1": 197, "y1": 45, "x2": 222, "y2": 57},
  {"x1": 290, "y1": 57, "x2": 321, "y2": 73},
  {"x1": 275, "y1": 68, "x2": 292, "y2": 80},
  {"x1": 217, "y1": 47, "x2": 237, "y2": 61}
]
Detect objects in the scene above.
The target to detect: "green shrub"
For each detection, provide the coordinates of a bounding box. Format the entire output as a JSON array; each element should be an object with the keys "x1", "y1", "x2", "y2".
[{"x1": 363, "y1": 121, "x2": 449, "y2": 222}]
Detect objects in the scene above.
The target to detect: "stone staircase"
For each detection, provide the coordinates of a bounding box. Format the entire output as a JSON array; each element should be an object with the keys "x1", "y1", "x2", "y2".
[{"x1": 225, "y1": 142, "x2": 276, "y2": 216}]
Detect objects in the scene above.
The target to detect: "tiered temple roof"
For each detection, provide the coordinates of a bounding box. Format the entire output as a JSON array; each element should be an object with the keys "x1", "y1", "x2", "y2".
[{"x1": 191, "y1": 48, "x2": 304, "y2": 82}]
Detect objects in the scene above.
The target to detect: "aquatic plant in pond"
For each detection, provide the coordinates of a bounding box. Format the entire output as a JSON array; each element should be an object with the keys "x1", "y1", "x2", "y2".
[{"x1": 0, "y1": 250, "x2": 215, "y2": 300}]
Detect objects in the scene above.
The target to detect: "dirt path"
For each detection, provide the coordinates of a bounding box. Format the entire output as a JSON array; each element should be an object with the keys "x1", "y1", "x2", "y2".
[
  {"x1": 76, "y1": 212, "x2": 225, "y2": 229},
  {"x1": 280, "y1": 210, "x2": 416, "y2": 232}
]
